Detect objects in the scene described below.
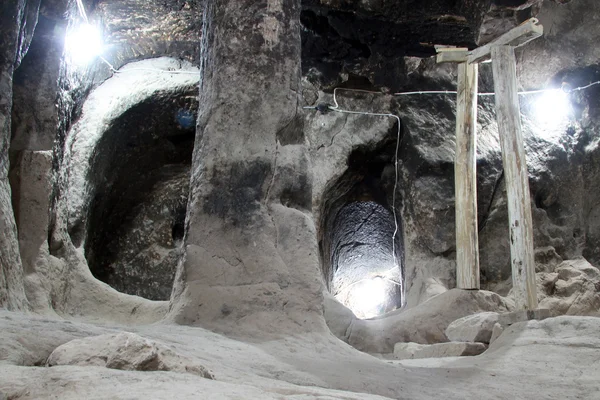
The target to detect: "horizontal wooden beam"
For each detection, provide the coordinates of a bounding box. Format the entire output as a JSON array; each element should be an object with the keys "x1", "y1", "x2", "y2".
[
  {"x1": 436, "y1": 47, "x2": 468, "y2": 64},
  {"x1": 468, "y1": 18, "x2": 543, "y2": 64}
]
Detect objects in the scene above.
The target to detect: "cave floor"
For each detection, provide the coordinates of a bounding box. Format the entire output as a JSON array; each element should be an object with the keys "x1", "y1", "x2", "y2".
[{"x1": 1, "y1": 311, "x2": 599, "y2": 399}]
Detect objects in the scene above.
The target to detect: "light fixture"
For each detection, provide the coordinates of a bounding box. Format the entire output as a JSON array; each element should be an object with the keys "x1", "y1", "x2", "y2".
[
  {"x1": 345, "y1": 276, "x2": 386, "y2": 319},
  {"x1": 531, "y1": 87, "x2": 571, "y2": 128},
  {"x1": 64, "y1": 23, "x2": 104, "y2": 66}
]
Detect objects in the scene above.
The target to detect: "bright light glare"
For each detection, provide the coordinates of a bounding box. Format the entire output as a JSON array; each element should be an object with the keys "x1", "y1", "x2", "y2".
[
  {"x1": 345, "y1": 277, "x2": 386, "y2": 319},
  {"x1": 65, "y1": 23, "x2": 103, "y2": 65},
  {"x1": 532, "y1": 89, "x2": 570, "y2": 127}
]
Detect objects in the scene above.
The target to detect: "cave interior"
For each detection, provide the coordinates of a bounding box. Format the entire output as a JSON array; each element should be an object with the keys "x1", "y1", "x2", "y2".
[{"x1": 1, "y1": 0, "x2": 600, "y2": 398}]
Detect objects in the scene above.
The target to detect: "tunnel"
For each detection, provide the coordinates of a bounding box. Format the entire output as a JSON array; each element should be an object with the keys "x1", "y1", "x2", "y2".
[
  {"x1": 319, "y1": 141, "x2": 404, "y2": 319},
  {"x1": 81, "y1": 90, "x2": 198, "y2": 301}
]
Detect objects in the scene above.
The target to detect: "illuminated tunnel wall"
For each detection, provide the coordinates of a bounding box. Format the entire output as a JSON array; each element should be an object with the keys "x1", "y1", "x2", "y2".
[{"x1": 319, "y1": 143, "x2": 404, "y2": 319}]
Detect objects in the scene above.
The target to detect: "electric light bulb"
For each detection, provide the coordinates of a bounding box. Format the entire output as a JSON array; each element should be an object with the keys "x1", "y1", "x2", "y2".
[
  {"x1": 65, "y1": 23, "x2": 104, "y2": 66},
  {"x1": 532, "y1": 89, "x2": 570, "y2": 127}
]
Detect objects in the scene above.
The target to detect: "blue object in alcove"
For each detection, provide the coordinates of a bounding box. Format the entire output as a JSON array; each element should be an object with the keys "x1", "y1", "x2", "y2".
[{"x1": 176, "y1": 109, "x2": 195, "y2": 129}]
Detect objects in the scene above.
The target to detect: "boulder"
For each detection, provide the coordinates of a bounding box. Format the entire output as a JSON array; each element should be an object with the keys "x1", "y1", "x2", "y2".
[
  {"x1": 392, "y1": 342, "x2": 425, "y2": 360},
  {"x1": 348, "y1": 289, "x2": 512, "y2": 353},
  {"x1": 489, "y1": 323, "x2": 504, "y2": 344},
  {"x1": 393, "y1": 342, "x2": 487, "y2": 360},
  {"x1": 538, "y1": 259, "x2": 600, "y2": 317},
  {"x1": 47, "y1": 332, "x2": 214, "y2": 379},
  {"x1": 445, "y1": 312, "x2": 500, "y2": 344}
]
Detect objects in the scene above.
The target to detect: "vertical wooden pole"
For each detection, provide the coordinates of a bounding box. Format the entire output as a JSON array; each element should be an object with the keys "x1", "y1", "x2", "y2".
[
  {"x1": 455, "y1": 62, "x2": 480, "y2": 289},
  {"x1": 491, "y1": 45, "x2": 538, "y2": 310}
]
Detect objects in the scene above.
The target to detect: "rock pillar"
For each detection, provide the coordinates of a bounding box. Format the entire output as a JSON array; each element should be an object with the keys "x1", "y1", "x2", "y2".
[
  {"x1": 0, "y1": 0, "x2": 39, "y2": 311},
  {"x1": 168, "y1": 0, "x2": 326, "y2": 335}
]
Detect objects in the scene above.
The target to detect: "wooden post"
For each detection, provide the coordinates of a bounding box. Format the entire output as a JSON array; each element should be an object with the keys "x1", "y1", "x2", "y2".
[
  {"x1": 455, "y1": 62, "x2": 480, "y2": 289},
  {"x1": 491, "y1": 45, "x2": 538, "y2": 310}
]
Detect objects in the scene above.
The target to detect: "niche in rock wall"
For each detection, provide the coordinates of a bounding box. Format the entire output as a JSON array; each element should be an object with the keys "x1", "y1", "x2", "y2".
[
  {"x1": 83, "y1": 92, "x2": 197, "y2": 301},
  {"x1": 320, "y1": 142, "x2": 404, "y2": 319}
]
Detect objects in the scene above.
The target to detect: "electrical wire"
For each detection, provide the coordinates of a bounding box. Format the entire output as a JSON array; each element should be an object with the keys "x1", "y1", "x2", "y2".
[
  {"x1": 75, "y1": 0, "x2": 89, "y2": 23},
  {"x1": 305, "y1": 89, "x2": 405, "y2": 304},
  {"x1": 305, "y1": 78, "x2": 600, "y2": 305},
  {"x1": 320, "y1": 80, "x2": 600, "y2": 100}
]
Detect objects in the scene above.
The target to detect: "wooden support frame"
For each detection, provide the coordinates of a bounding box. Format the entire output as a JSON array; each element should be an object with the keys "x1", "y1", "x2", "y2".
[
  {"x1": 454, "y1": 62, "x2": 480, "y2": 289},
  {"x1": 435, "y1": 18, "x2": 543, "y2": 308},
  {"x1": 491, "y1": 45, "x2": 538, "y2": 310},
  {"x1": 468, "y1": 18, "x2": 543, "y2": 64},
  {"x1": 436, "y1": 47, "x2": 468, "y2": 64}
]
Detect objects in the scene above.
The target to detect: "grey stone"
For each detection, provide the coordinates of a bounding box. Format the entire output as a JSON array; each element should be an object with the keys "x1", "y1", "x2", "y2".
[
  {"x1": 393, "y1": 342, "x2": 425, "y2": 360},
  {"x1": 538, "y1": 259, "x2": 600, "y2": 317},
  {"x1": 445, "y1": 312, "x2": 500, "y2": 344},
  {"x1": 47, "y1": 332, "x2": 214, "y2": 379},
  {"x1": 323, "y1": 291, "x2": 356, "y2": 342},
  {"x1": 393, "y1": 341, "x2": 487, "y2": 360},
  {"x1": 497, "y1": 309, "x2": 552, "y2": 326},
  {"x1": 348, "y1": 289, "x2": 511, "y2": 353},
  {"x1": 489, "y1": 323, "x2": 504, "y2": 344},
  {"x1": 0, "y1": 179, "x2": 27, "y2": 311},
  {"x1": 8, "y1": 151, "x2": 53, "y2": 275},
  {"x1": 0, "y1": 0, "x2": 35, "y2": 312}
]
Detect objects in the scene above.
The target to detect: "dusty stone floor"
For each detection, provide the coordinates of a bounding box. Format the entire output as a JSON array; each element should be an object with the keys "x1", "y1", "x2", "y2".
[{"x1": 1, "y1": 310, "x2": 599, "y2": 399}]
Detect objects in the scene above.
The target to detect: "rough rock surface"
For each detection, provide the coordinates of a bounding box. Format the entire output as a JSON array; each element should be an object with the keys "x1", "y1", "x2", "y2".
[
  {"x1": 97, "y1": 0, "x2": 200, "y2": 68},
  {"x1": 3, "y1": 0, "x2": 600, "y2": 399},
  {"x1": 0, "y1": 0, "x2": 40, "y2": 311},
  {"x1": 20, "y1": 57, "x2": 198, "y2": 321},
  {"x1": 537, "y1": 258, "x2": 600, "y2": 316},
  {"x1": 346, "y1": 289, "x2": 512, "y2": 353},
  {"x1": 445, "y1": 312, "x2": 500, "y2": 344},
  {"x1": 323, "y1": 291, "x2": 355, "y2": 342},
  {"x1": 0, "y1": 311, "x2": 108, "y2": 366},
  {"x1": 300, "y1": 0, "x2": 542, "y2": 89},
  {"x1": 393, "y1": 341, "x2": 487, "y2": 360},
  {"x1": 489, "y1": 322, "x2": 504, "y2": 344},
  {"x1": 96, "y1": 166, "x2": 190, "y2": 300},
  {"x1": 47, "y1": 332, "x2": 214, "y2": 379},
  {"x1": 2, "y1": 311, "x2": 600, "y2": 399},
  {"x1": 167, "y1": 0, "x2": 327, "y2": 336},
  {"x1": 307, "y1": 90, "x2": 404, "y2": 314}
]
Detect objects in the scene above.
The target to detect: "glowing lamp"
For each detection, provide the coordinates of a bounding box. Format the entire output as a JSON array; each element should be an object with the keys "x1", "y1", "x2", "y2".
[
  {"x1": 532, "y1": 88, "x2": 570, "y2": 127},
  {"x1": 65, "y1": 23, "x2": 104, "y2": 65}
]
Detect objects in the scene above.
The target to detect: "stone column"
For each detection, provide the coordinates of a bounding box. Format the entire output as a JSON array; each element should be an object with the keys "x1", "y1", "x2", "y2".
[
  {"x1": 168, "y1": 0, "x2": 326, "y2": 335},
  {"x1": 0, "y1": 0, "x2": 39, "y2": 311}
]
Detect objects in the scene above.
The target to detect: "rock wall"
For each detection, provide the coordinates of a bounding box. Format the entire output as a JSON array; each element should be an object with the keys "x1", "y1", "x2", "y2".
[
  {"x1": 2, "y1": 0, "x2": 202, "y2": 321},
  {"x1": 0, "y1": 0, "x2": 41, "y2": 311},
  {"x1": 0, "y1": 0, "x2": 599, "y2": 342}
]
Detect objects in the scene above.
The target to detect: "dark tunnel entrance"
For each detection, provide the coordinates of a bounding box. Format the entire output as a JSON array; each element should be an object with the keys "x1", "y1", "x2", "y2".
[
  {"x1": 320, "y1": 142, "x2": 404, "y2": 319},
  {"x1": 82, "y1": 91, "x2": 198, "y2": 301}
]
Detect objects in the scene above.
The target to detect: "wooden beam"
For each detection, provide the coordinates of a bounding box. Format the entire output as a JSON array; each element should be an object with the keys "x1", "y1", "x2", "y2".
[
  {"x1": 469, "y1": 18, "x2": 543, "y2": 64},
  {"x1": 491, "y1": 45, "x2": 538, "y2": 310},
  {"x1": 436, "y1": 47, "x2": 468, "y2": 64},
  {"x1": 455, "y1": 62, "x2": 480, "y2": 289}
]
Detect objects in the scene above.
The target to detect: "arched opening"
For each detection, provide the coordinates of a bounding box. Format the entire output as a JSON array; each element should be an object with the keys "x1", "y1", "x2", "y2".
[
  {"x1": 56, "y1": 58, "x2": 200, "y2": 301},
  {"x1": 319, "y1": 141, "x2": 404, "y2": 319},
  {"x1": 83, "y1": 93, "x2": 197, "y2": 300}
]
